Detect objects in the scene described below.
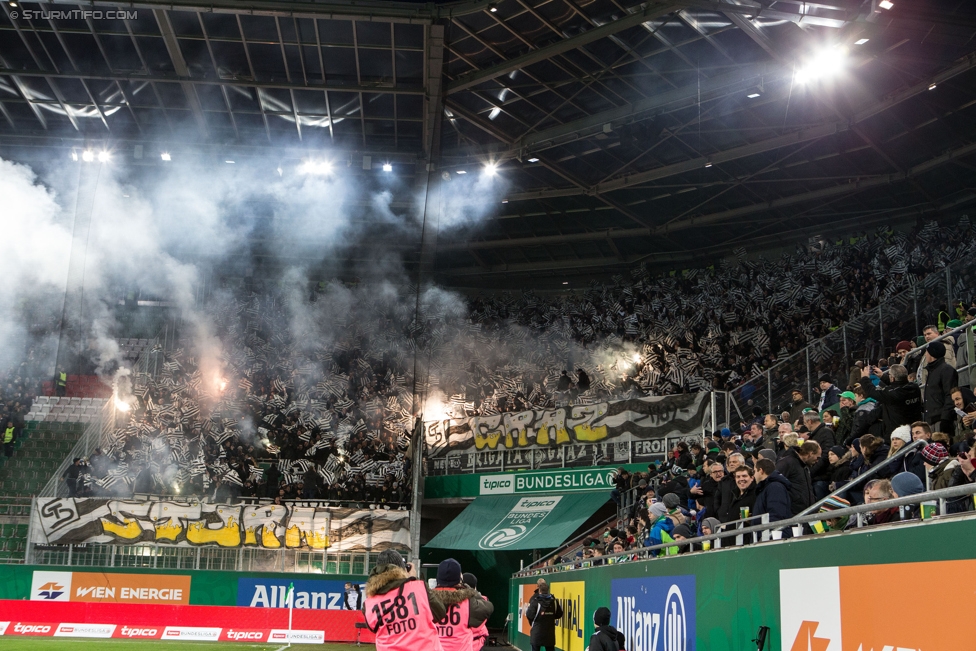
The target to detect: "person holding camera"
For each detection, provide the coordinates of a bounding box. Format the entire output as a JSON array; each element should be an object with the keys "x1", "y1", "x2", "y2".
[
  {"x1": 365, "y1": 550, "x2": 446, "y2": 651},
  {"x1": 432, "y1": 559, "x2": 493, "y2": 651}
]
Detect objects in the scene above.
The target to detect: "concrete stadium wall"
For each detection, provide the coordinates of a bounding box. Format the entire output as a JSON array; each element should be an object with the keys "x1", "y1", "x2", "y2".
[{"x1": 508, "y1": 515, "x2": 976, "y2": 651}]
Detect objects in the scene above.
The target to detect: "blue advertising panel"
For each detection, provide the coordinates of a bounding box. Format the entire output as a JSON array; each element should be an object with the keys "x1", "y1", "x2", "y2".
[
  {"x1": 236, "y1": 578, "x2": 363, "y2": 610},
  {"x1": 610, "y1": 576, "x2": 695, "y2": 651}
]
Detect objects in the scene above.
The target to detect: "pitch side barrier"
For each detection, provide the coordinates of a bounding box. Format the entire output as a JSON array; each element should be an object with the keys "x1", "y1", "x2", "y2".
[
  {"x1": 509, "y1": 485, "x2": 976, "y2": 651},
  {"x1": 0, "y1": 564, "x2": 374, "y2": 644}
]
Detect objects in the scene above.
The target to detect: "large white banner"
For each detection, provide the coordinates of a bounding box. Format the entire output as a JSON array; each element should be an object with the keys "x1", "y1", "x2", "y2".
[{"x1": 32, "y1": 498, "x2": 409, "y2": 551}]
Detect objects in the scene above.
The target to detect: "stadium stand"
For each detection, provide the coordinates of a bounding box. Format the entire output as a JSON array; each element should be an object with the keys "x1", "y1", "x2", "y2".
[{"x1": 37, "y1": 219, "x2": 975, "y2": 502}]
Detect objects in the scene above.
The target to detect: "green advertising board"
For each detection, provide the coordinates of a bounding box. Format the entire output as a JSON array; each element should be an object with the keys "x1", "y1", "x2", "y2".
[
  {"x1": 509, "y1": 516, "x2": 976, "y2": 651},
  {"x1": 426, "y1": 463, "x2": 648, "y2": 500}
]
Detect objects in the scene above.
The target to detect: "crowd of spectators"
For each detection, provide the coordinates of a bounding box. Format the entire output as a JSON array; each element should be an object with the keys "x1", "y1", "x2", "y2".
[
  {"x1": 0, "y1": 349, "x2": 47, "y2": 459},
  {"x1": 69, "y1": 294, "x2": 414, "y2": 505},
  {"x1": 43, "y1": 217, "x2": 976, "y2": 503},
  {"x1": 601, "y1": 314, "x2": 976, "y2": 560}
]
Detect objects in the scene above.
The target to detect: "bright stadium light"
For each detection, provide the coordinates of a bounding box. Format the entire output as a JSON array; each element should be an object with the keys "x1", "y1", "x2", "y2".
[
  {"x1": 878, "y1": 0, "x2": 893, "y2": 8},
  {"x1": 71, "y1": 150, "x2": 78, "y2": 161},
  {"x1": 160, "y1": 152, "x2": 171, "y2": 161},
  {"x1": 855, "y1": 38, "x2": 869, "y2": 45},
  {"x1": 747, "y1": 92, "x2": 761, "y2": 98},
  {"x1": 382, "y1": 163, "x2": 393, "y2": 172},
  {"x1": 97, "y1": 151, "x2": 110, "y2": 162},
  {"x1": 456, "y1": 169, "x2": 467, "y2": 174},
  {"x1": 300, "y1": 160, "x2": 333, "y2": 175},
  {"x1": 484, "y1": 162, "x2": 499, "y2": 177},
  {"x1": 795, "y1": 45, "x2": 848, "y2": 84},
  {"x1": 82, "y1": 150, "x2": 94, "y2": 162}
]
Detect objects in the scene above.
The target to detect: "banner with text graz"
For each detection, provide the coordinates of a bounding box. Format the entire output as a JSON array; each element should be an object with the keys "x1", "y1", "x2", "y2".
[
  {"x1": 780, "y1": 560, "x2": 976, "y2": 651},
  {"x1": 31, "y1": 498, "x2": 409, "y2": 551},
  {"x1": 426, "y1": 393, "x2": 709, "y2": 458}
]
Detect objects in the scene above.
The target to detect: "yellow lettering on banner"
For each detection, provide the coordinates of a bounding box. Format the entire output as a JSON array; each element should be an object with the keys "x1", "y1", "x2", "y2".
[
  {"x1": 307, "y1": 531, "x2": 329, "y2": 550},
  {"x1": 244, "y1": 528, "x2": 258, "y2": 546},
  {"x1": 261, "y1": 525, "x2": 281, "y2": 548},
  {"x1": 474, "y1": 429, "x2": 501, "y2": 450},
  {"x1": 284, "y1": 525, "x2": 302, "y2": 548},
  {"x1": 186, "y1": 516, "x2": 241, "y2": 547},
  {"x1": 535, "y1": 410, "x2": 569, "y2": 446},
  {"x1": 572, "y1": 422, "x2": 608, "y2": 442},
  {"x1": 154, "y1": 520, "x2": 183, "y2": 542},
  {"x1": 101, "y1": 518, "x2": 143, "y2": 540}
]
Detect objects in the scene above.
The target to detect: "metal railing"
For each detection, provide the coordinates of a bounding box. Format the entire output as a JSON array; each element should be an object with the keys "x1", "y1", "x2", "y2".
[
  {"x1": 513, "y1": 482, "x2": 976, "y2": 577},
  {"x1": 529, "y1": 514, "x2": 617, "y2": 570},
  {"x1": 730, "y1": 249, "x2": 976, "y2": 414},
  {"x1": 797, "y1": 438, "x2": 926, "y2": 518},
  {"x1": 38, "y1": 399, "x2": 118, "y2": 498},
  {"x1": 28, "y1": 543, "x2": 377, "y2": 575}
]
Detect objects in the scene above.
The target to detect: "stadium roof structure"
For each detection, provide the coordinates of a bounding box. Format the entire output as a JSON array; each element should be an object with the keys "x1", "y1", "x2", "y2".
[{"x1": 2, "y1": 0, "x2": 976, "y2": 288}]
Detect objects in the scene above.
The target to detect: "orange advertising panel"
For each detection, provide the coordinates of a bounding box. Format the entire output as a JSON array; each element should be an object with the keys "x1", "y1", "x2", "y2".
[
  {"x1": 518, "y1": 584, "x2": 536, "y2": 636},
  {"x1": 30, "y1": 571, "x2": 191, "y2": 605},
  {"x1": 838, "y1": 560, "x2": 976, "y2": 651},
  {"x1": 781, "y1": 560, "x2": 976, "y2": 651}
]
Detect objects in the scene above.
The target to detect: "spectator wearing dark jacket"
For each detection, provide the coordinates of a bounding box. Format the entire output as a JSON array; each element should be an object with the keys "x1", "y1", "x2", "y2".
[
  {"x1": 817, "y1": 374, "x2": 842, "y2": 412},
  {"x1": 924, "y1": 341, "x2": 959, "y2": 433},
  {"x1": 827, "y1": 446, "x2": 853, "y2": 493},
  {"x1": 857, "y1": 364, "x2": 923, "y2": 437},
  {"x1": 716, "y1": 466, "x2": 757, "y2": 523},
  {"x1": 526, "y1": 579, "x2": 563, "y2": 651},
  {"x1": 776, "y1": 442, "x2": 819, "y2": 514},
  {"x1": 588, "y1": 607, "x2": 624, "y2": 651},
  {"x1": 804, "y1": 412, "x2": 835, "y2": 500},
  {"x1": 788, "y1": 390, "x2": 815, "y2": 423},
  {"x1": 846, "y1": 386, "x2": 883, "y2": 445},
  {"x1": 858, "y1": 434, "x2": 893, "y2": 480},
  {"x1": 752, "y1": 459, "x2": 792, "y2": 522}
]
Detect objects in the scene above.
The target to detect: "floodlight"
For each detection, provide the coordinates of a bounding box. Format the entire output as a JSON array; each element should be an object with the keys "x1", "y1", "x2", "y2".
[
  {"x1": 160, "y1": 152, "x2": 171, "y2": 161},
  {"x1": 456, "y1": 170, "x2": 467, "y2": 174},
  {"x1": 928, "y1": 83, "x2": 937, "y2": 91},
  {"x1": 855, "y1": 38, "x2": 869, "y2": 45},
  {"x1": 527, "y1": 157, "x2": 539, "y2": 162},
  {"x1": 747, "y1": 93, "x2": 761, "y2": 98},
  {"x1": 299, "y1": 160, "x2": 332, "y2": 175},
  {"x1": 82, "y1": 150, "x2": 94, "y2": 162},
  {"x1": 484, "y1": 162, "x2": 498, "y2": 177},
  {"x1": 71, "y1": 151, "x2": 78, "y2": 161},
  {"x1": 97, "y1": 151, "x2": 110, "y2": 162},
  {"x1": 382, "y1": 163, "x2": 393, "y2": 172},
  {"x1": 878, "y1": 0, "x2": 893, "y2": 9},
  {"x1": 704, "y1": 162, "x2": 713, "y2": 168},
  {"x1": 795, "y1": 45, "x2": 847, "y2": 84},
  {"x1": 225, "y1": 160, "x2": 235, "y2": 164}
]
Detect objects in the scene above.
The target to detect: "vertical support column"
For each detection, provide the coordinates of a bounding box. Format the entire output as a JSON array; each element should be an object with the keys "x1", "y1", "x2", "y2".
[
  {"x1": 879, "y1": 303, "x2": 885, "y2": 357},
  {"x1": 842, "y1": 324, "x2": 848, "y2": 365},
  {"x1": 408, "y1": 418, "x2": 424, "y2": 569},
  {"x1": 805, "y1": 347, "x2": 812, "y2": 401},
  {"x1": 766, "y1": 370, "x2": 773, "y2": 412},
  {"x1": 967, "y1": 326, "x2": 976, "y2": 388},
  {"x1": 913, "y1": 284, "x2": 920, "y2": 337},
  {"x1": 946, "y1": 266, "x2": 952, "y2": 314}
]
